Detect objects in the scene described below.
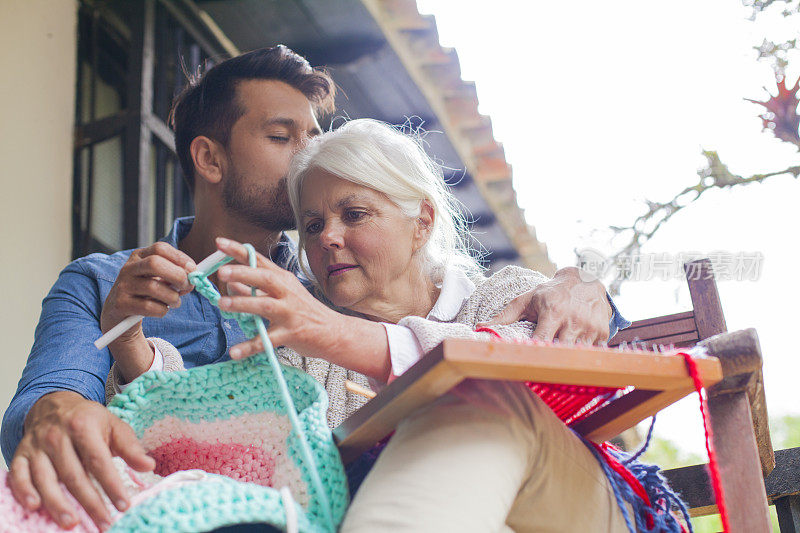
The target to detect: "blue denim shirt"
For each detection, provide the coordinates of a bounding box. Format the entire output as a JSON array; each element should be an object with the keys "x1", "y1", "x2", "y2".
[
  {"x1": 1, "y1": 217, "x2": 303, "y2": 463},
  {"x1": 1, "y1": 216, "x2": 629, "y2": 463}
]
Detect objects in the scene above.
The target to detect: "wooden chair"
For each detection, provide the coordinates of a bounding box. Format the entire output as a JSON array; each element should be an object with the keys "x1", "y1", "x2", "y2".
[
  {"x1": 333, "y1": 259, "x2": 797, "y2": 532},
  {"x1": 611, "y1": 259, "x2": 799, "y2": 532}
]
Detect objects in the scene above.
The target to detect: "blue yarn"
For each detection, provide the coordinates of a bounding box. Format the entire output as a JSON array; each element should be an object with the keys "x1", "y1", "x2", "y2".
[
  {"x1": 580, "y1": 417, "x2": 693, "y2": 533},
  {"x1": 624, "y1": 415, "x2": 658, "y2": 465}
]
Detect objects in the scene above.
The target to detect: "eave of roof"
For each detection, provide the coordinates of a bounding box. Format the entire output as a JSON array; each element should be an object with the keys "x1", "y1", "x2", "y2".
[{"x1": 359, "y1": 0, "x2": 554, "y2": 274}]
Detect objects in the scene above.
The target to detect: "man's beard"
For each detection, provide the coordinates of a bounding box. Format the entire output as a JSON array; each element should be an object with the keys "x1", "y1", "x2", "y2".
[{"x1": 222, "y1": 170, "x2": 296, "y2": 232}]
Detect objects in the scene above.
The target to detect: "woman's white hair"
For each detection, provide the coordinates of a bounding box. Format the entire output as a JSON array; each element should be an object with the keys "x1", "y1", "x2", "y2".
[{"x1": 286, "y1": 118, "x2": 484, "y2": 285}]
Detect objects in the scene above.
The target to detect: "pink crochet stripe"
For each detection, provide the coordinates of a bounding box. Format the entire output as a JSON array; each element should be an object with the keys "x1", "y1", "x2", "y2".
[
  {"x1": 140, "y1": 412, "x2": 293, "y2": 450},
  {"x1": 150, "y1": 438, "x2": 276, "y2": 487},
  {"x1": 138, "y1": 412, "x2": 310, "y2": 504}
]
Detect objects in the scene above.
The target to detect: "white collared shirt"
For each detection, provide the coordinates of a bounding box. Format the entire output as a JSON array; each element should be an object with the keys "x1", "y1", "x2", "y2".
[{"x1": 382, "y1": 266, "x2": 477, "y2": 378}]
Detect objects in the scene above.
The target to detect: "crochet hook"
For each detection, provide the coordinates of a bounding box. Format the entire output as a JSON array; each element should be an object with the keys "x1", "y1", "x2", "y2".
[{"x1": 94, "y1": 250, "x2": 230, "y2": 350}]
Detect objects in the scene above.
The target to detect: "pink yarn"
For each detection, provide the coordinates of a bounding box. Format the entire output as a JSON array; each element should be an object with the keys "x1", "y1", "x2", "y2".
[
  {"x1": 0, "y1": 470, "x2": 99, "y2": 533},
  {"x1": 150, "y1": 438, "x2": 276, "y2": 487}
]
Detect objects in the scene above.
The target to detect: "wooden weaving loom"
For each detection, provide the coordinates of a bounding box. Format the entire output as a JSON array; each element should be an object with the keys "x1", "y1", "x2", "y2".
[
  {"x1": 335, "y1": 338, "x2": 722, "y2": 462},
  {"x1": 334, "y1": 259, "x2": 790, "y2": 533}
]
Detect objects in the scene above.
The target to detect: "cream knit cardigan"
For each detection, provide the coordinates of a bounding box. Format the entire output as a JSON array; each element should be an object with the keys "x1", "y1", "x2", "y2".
[{"x1": 106, "y1": 266, "x2": 547, "y2": 428}]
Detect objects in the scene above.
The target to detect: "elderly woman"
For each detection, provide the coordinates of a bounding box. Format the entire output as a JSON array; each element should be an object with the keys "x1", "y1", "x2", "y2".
[{"x1": 201, "y1": 118, "x2": 631, "y2": 532}]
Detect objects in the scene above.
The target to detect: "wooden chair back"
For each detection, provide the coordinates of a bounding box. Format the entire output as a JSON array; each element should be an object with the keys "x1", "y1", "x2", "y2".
[{"x1": 608, "y1": 258, "x2": 796, "y2": 532}]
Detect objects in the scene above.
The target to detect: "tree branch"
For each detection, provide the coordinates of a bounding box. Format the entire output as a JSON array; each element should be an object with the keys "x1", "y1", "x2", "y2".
[{"x1": 603, "y1": 152, "x2": 799, "y2": 295}]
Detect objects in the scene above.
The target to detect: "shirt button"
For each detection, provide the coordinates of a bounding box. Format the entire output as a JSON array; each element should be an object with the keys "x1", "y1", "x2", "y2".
[{"x1": 224, "y1": 323, "x2": 231, "y2": 329}]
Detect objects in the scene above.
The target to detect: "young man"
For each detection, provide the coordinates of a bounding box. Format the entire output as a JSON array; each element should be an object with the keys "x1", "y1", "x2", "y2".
[{"x1": 1, "y1": 46, "x2": 627, "y2": 530}]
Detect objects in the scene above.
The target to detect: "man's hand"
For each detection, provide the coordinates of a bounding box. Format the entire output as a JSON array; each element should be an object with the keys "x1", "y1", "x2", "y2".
[
  {"x1": 7, "y1": 391, "x2": 155, "y2": 530},
  {"x1": 480, "y1": 266, "x2": 612, "y2": 345},
  {"x1": 100, "y1": 242, "x2": 196, "y2": 383}
]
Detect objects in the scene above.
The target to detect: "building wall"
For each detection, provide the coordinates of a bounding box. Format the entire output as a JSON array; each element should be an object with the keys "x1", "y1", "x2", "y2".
[{"x1": 0, "y1": 0, "x2": 77, "y2": 464}]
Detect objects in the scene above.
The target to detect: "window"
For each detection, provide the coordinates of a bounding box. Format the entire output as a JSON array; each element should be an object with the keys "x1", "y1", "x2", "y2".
[{"x1": 72, "y1": 0, "x2": 224, "y2": 258}]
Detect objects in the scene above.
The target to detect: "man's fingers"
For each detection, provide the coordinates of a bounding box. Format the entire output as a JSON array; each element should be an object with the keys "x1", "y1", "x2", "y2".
[
  {"x1": 126, "y1": 278, "x2": 183, "y2": 308},
  {"x1": 113, "y1": 295, "x2": 170, "y2": 319},
  {"x1": 481, "y1": 294, "x2": 532, "y2": 327},
  {"x1": 29, "y1": 452, "x2": 80, "y2": 529},
  {"x1": 555, "y1": 328, "x2": 579, "y2": 345},
  {"x1": 139, "y1": 241, "x2": 196, "y2": 272},
  {"x1": 8, "y1": 454, "x2": 41, "y2": 510},
  {"x1": 531, "y1": 316, "x2": 560, "y2": 343},
  {"x1": 109, "y1": 417, "x2": 155, "y2": 473},
  {"x1": 127, "y1": 255, "x2": 192, "y2": 291},
  {"x1": 73, "y1": 428, "x2": 131, "y2": 513},
  {"x1": 48, "y1": 437, "x2": 112, "y2": 529}
]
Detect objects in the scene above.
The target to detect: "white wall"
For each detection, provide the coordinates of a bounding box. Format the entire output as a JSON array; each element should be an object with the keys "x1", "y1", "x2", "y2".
[{"x1": 0, "y1": 0, "x2": 77, "y2": 466}]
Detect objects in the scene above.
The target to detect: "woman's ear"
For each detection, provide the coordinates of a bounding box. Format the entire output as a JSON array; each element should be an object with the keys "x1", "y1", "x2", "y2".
[
  {"x1": 190, "y1": 135, "x2": 225, "y2": 185},
  {"x1": 413, "y1": 200, "x2": 435, "y2": 251}
]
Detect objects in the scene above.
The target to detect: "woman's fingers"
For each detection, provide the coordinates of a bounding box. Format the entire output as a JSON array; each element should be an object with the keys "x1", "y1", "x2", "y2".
[
  {"x1": 531, "y1": 315, "x2": 560, "y2": 343},
  {"x1": 215, "y1": 238, "x2": 274, "y2": 270},
  {"x1": 229, "y1": 326, "x2": 289, "y2": 359},
  {"x1": 218, "y1": 265, "x2": 288, "y2": 298},
  {"x1": 229, "y1": 337, "x2": 264, "y2": 360},
  {"x1": 218, "y1": 294, "x2": 277, "y2": 317},
  {"x1": 226, "y1": 281, "x2": 266, "y2": 297}
]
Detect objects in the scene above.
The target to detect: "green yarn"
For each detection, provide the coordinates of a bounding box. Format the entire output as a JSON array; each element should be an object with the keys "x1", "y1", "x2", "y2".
[{"x1": 107, "y1": 244, "x2": 346, "y2": 532}]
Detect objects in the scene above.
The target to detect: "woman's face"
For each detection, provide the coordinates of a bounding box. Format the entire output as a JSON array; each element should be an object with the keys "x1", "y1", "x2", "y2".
[{"x1": 299, "y1": 169, "x2": 428, "y2": 314}]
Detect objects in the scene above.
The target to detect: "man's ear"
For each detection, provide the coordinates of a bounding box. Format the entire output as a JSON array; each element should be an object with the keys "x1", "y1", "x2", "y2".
[
  {"x1": 189, "y1": 135, "x2": 225, "y2": 185},
  {"x1": 413, "y1": 200, "x2": 435, "y2": 251}
]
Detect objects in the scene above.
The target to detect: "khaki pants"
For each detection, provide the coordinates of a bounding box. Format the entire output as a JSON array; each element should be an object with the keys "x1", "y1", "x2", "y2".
[{"x1": 341, "y1": 380, "x2": 629, "y2": 533}]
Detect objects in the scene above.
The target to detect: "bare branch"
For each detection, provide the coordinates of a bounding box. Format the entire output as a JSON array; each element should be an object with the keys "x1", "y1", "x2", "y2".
[{"x1": 603, "y1": 152, "x2": 799, "y2": 295}]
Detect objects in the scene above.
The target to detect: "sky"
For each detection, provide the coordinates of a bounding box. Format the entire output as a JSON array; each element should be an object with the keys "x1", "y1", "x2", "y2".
[{"x1": 417, "y1": 0, "x2": 799, "y2": 455}]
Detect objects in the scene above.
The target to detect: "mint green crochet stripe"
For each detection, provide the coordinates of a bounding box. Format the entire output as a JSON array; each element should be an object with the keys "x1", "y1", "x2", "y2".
[{"x1": 187, "y1": 244, "x2": 335, "y2": 532}]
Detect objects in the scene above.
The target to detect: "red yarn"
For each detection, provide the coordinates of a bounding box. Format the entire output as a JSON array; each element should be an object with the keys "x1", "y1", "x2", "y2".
[
  {"x1": 682, "y1": 352, "x2": 731, "y2": 532},
  {"x1": 473, "y1": 331, "x2": 728, "y2": 530},
  {"x1": 474, "y1": 326, "x2": 502, "y2": 338}
]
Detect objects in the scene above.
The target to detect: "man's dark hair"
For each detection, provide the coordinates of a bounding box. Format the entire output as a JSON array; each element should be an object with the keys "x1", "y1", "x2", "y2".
[{"x1": 170, "y1": 45, "x2": 336, "y2": 191}]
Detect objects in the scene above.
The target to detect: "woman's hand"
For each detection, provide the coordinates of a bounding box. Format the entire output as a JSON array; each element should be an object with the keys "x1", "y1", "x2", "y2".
[{"x1": 214, "y1": 238, "x2": 391, "y2": 380}]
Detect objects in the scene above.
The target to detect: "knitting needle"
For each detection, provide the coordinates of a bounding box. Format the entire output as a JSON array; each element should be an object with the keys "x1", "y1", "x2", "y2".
[
  {"x1": 345, "y1": 380, "x2": 376, "y2": 400},
  {"x1": 94, "y1": 249, "x2": 230, "y2": 350}
]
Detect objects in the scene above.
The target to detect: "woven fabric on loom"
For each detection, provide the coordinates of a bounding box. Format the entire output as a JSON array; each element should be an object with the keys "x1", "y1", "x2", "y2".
[
  {"x1": 526, "y1": 381, "x2": 620, "y2": 425},
  {"x1": 474, "y1": 330, "x2": 622, "y2": 425}
]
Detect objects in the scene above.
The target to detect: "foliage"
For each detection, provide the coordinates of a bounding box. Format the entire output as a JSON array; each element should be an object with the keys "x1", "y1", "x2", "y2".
[
  {"x1": 771, "y1": 413, "x2": 800, "y2": 448},
  {"x1": 639, "y1": 413, "x2": 800, "y2": 532}
]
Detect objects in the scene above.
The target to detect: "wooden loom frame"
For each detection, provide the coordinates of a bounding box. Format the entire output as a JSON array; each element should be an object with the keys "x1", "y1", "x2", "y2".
[{"x1": 334, "y1": 338, "x2": 723, "y2": 464}]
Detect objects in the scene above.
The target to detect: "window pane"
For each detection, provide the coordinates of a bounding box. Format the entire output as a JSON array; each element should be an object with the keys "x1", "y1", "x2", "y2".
[
  {"x1": 149, "y1": 136, "x2": 193, "y2": 240},
  {"x1": 76, "y1": 5, "x2": 128, "y2": 124},
  {"x1": 152, "y1": 2, "x2": 212, "y2": 123},
  {"x1": 90, "y1": 136, "x2": 124, "y2": 250}
]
